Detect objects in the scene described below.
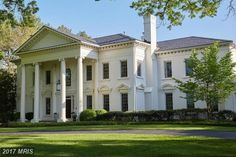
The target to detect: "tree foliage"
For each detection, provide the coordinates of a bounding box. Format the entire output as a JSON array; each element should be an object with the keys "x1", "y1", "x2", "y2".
[
  {"x1": 0, "y1": 19, "x2": 42, "y2": 72},
  {"x1": 0, "y1": 0, "x2": 39, "y2": 26},
  {"x1": 57, "y1": 25, "x2": 91, "y2": 39},
  {"x1": 96, "y1": 0, "x2": 235, "y2": 29},
  {"x1": 175, "y1": 42, "x2": 236, "y2": 113},
  {"x1": 77, "y1": 31, "x2": 91, "y2": 39},
  {"x1": 57, "y1": 25, "x2": 72, "y2": 34},
  {"x1": 0, "y1": 69, "x2": 16, "y2": 125}
]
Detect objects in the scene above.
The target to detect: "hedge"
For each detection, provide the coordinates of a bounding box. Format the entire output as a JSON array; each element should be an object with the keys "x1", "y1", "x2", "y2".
[{"x1": 96, "y1": 109, "x2": 236, "y2": 122}]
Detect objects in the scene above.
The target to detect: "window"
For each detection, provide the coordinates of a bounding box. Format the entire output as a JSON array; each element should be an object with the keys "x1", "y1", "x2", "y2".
[
  {"x1": 186, "y1": 93, "x2": 194, "y2": 109},
  {"x1": 103, "y1": 95, "x2": 110, "y2": 111},
  {"x1": 87, "y1": 95, "x2": 92, "y2": 109},
  {"x1": 66, "y1": 68, "x2": 71, "y2": 86},
  {"x1": 46, "y1": 97, "x2": 51, "y2": 115},
  {"x1": 165, "y1": 93, "x2": 173, "y2": 110},
  {"x1": 86, "y1": 65, "x2": 92, "y2": 81},
  {"x1": 121, "y1": 60, "x2": 128, "y2": 77},
  {"x1": 121, "y1": 93, "x2": 128, "y2": 112},
  {"x1": 164, "y1": 61, "x2": 172, "y2": 78},
  {"x1": 137, "y1": 61, "x2": 142, "y2": 77},
  {"x1": 46, "y1": 71, "x2": 51, "y2": 85},
  {"x1": 185, "y1": 59, "x2": 193, "y2": 76},
  {"x1": 103, "y1": 63, "x2": 109, "y2": 79}
]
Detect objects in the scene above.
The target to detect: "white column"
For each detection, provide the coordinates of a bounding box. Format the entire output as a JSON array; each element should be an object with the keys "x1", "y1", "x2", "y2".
[
  {"x1": 59, "y1": 59, "x2": 66, "y2": 122},
  {"x1": 52, "y1": 65, "x2": 57, "y2": 115},
  {"x1": 32, "y1": 63, "x2": 40, "y2": 123},
  {"x1": 77, "y1": 57, "x2": 83, "y2": 115},
  {"x1": 20, "y1": 65, "x2": 26, "y2": 122},
  {"x1": 94, "y1": 60, "x2": 99, "y2": 109}
]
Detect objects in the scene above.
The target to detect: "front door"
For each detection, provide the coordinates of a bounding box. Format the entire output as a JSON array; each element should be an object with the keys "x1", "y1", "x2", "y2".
[{"x1": 66, "y1": 97, "x2": 71, "y2": 118}]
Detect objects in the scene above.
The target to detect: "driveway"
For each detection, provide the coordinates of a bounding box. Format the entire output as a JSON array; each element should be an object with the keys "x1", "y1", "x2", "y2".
[{"x1": 1, "y1": 130, "x2": 236, "y2": 139}]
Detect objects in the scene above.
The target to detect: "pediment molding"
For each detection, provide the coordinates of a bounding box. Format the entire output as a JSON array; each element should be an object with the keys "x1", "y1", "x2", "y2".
[
  {"x1": 117, "y1": 83, "x2": 130, "y2": 93},
  {"x1": 98, "y1": 85, "x2": 112, "y2": 94},
  {"x1": 162, "y1": 83, "x2": 176, "y2": 90}
]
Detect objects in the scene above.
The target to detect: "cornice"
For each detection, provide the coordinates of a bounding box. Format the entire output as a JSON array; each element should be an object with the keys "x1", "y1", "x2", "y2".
[
  {"x1": 157, "y1": 42, "x2": 231, "y2": 56},
  {"x1": 17, "y1": 43, "x2": 79, "y2": 56}
]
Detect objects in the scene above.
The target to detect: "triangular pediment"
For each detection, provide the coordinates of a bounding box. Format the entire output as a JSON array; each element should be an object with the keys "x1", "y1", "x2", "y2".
[{"x1": 16, "y1": 26, "x2": 79, "y2": 54}]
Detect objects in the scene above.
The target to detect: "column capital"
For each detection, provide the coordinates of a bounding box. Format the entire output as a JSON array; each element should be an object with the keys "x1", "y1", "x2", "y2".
[{"x1": 59, "y1": 58, "x2": 65, "y2": 62}]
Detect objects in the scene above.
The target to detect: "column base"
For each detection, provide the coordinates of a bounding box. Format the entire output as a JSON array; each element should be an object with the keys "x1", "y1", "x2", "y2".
[
  {"x1": 20, "y1": 119, "x2": 26, "y2": 123},
  {"x1": 57, "y1": 118, "x2": 67, "y2": 123},
  {"x1": 31, "y1": 119, "x2": 39, "y2": 123}
]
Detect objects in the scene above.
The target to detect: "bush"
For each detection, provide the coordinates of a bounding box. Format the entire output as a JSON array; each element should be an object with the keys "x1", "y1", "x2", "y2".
[
  {"x1": 95, "y1": 109, "x2": 107, "y2": 116},
  {"x1": 217, "y1": 110, "x2": 234, "y2": 121},
  {"x1": 9, "y1": 112, "x2": 20, "y2": 121},
  {"x1": 80, "y1": 109, "x2": 97, "y2": 121},
  {"x1": 25, "y1": 112, "x2": 33, "y2": 121},
  {"x1": 96, "y1": 109, "x2": 209, "y2": 122}
]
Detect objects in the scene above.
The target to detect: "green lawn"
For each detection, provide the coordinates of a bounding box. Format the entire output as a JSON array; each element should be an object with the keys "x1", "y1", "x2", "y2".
[
  {"x1": 1, "y1": 123, "x2": 236, "y2": 132},
  {"x1": 0, "y1": 134, "x2": 236, "y2": 157}
]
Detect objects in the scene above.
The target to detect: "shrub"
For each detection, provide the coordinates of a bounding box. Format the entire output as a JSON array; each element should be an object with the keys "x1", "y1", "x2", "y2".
[
  {"x1": 96, "y1": 109, "x2": 209, "y2": 122},
  {"x1": 95, "y1": 109, "x2": 107, "y2": 116},
  {"x1": 80, "y1": 109, "x2": 96, "y2": 121},
  {"x1": 25, "y1": 112, "x2": 33, "y2": 121},
  {"x1": 9, "y1": 112, "x2": 20, "y2": 121},
  {"x1": 218, "y1": 110, "x2": 234, "y2": 121}
]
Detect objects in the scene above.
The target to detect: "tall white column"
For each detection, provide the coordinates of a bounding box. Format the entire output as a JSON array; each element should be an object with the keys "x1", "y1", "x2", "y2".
[
  {"x1": 52, "y1": 65, "x2": 57, "y2": 115},
  {"x1": 77, "y1": 57, "x2": 83, "y2": 115},
  {"x1": 94, "y1": 60, "x2": 99, "y2": 109},
  {"x1": 20, "y1": 64, "x2": 26, "y2": 122},
  {"x1": 32, "y1": 63, "x2": 40, "y2": 123},
  {"x1": 59, "y1": 59, "x2": 66, "y2": 122}
]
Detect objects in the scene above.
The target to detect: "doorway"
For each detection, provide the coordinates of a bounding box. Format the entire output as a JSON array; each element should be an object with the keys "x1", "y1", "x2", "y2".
[{"x1": 66, "y1": 96, "x2": 72, "y2": 118}]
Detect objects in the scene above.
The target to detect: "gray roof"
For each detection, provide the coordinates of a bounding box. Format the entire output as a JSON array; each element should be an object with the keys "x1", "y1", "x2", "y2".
[
  {"x1": 157, "y1": 36, "x2": 233, "y2": 51},
  {"x1": 48, "y1": 26, "x2": 233, "y2": 49},
  {"x1": 93, "y1": 34, "x2": 136, "y2": 46}
]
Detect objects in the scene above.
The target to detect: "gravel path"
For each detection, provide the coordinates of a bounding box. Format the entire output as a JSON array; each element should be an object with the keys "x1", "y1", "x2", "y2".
[{"x1": 1, "y1": 130, "x2": 236, "y2": 139}]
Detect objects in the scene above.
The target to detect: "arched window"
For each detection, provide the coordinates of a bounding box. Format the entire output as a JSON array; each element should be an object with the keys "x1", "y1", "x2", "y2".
[{"x1": 66, "y1": 68, "x2": 71, "y2": 86}]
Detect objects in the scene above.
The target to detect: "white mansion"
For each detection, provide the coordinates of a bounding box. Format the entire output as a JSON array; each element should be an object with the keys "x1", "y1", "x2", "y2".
[{"x1": 15, "y1": 15, "x2": 236, "y2": 122}]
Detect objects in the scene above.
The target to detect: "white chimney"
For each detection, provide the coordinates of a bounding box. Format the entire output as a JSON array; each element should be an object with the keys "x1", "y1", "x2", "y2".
[{"x1": 143, "y1": 15, "x2": 157, "y2": 50}]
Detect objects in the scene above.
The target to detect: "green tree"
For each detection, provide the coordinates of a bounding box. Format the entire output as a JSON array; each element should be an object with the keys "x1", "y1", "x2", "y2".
[
  {"x1": 175, "y1": 42, "x2": 236, "y2": 115},
  {"x1": 77, "y1": 31, "x2": 91, "y2": 39},
  {"x1": 0, "y1": 69, "x2": 16, "y2": 126},
  {"x1": 57, "y1": 25, "x2": 72, "y2": 34},
  {"x1": 97, "y1": 0, "x2": 235, "y2": 29},
  {"x1": 0, "y1": 19, "x2": 42, "y2": 72},
  {"x1": 0, "y1": 0, "x2": 39, "y2": 26}
]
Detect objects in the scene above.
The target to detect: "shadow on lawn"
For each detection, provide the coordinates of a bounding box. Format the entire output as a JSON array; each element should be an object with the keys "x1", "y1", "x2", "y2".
[{"x1": 13, "y1": 138, "x2": 236, "y2": 157}]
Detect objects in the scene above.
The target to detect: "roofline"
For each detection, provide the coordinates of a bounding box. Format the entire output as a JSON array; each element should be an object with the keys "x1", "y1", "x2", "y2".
[
  {"x1": 156, "y1": 41, "x2": 232, "y2": 54},
  {"x1": 15, "y1": 25, "x2": 101, "y2": 54},
  {"x1": 157, "y1": 36, "x2": 233, "y2": 44}
]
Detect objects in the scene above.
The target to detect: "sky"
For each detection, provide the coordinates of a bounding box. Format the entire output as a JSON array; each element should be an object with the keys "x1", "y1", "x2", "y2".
[{"x1": 36, "y1": 0, "x2": 236, "y2": 42}]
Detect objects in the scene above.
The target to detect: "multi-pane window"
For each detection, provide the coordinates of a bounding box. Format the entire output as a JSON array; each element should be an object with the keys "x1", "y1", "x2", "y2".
[
  {"x1": 66, "y1": 68, "x2": 71, "y2": 86},
  {"x1": 87, "y1": 95, "x2": 92, "y2": 109},
  {"x1": 186, "y1": 93, "x2": 194, "y2": 109},
  {"x1": 137, "y1": 62, "x2": 142, "y2": 77},
  {"x1": 164, "y1": 61, "x2": 172, "y2": 78},
  {"x1": 46, "y1": 71, "x2": 51, "y2": 85},
  {"x1": 121, "y1": 60, "x2": 128, "y2": 77},
  {"x1": 86, "y1": 65, "x2": 92, "y2": 81},
  {"x1": 121, "y1": 93, "x2": 128, "y2": 112},
  {"x1": 46, "y1": 97, "x2": 51, "y2": 115},
  {"x1": 165, "y1": 93, "x2": 173, "y2": 110},
  {"x1": 103, "y1": 94, "x2": 110, "y2": 111},
  {"x1": 103, "y1": 63, "x2": 109, "y2": 79},
  {"x1": 185, "y1": 59, "x2": 193, "y2": 76}
]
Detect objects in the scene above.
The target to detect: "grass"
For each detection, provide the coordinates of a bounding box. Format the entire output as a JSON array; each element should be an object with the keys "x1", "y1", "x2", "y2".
[
  {"x1": 0, "y1": 134, "x2": 236, "y2": 157},
  {"x1": 1, "y1": 123, "x2": 236, "y2": 132}
]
